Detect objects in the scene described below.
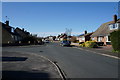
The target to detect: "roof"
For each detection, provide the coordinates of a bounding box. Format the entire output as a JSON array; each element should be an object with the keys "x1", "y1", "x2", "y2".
[
  {"x1": 117, "y1": 19, "x2": 120, "y2": 23},
  {"x1": 59, "y1": 33, "x2": 67, "y2": 38},
  {"x1": 84, "y1": 32, "x2": 93, "y2": 36},
  {"x1": 91, "y1": 21, "x2": 116, "y2": 37},
  {"x1": 14, "y1": 28, "x2": 30, "y2": 37},
  {"x1": 78, "y1": 32, "x2": 93, "y2": 37},
  {"x1": 1, "y1": 22, "x2": 13, "y2": 34},
  {"x1": 77, "y1": 34, "x2": 84, "y2": 37}
]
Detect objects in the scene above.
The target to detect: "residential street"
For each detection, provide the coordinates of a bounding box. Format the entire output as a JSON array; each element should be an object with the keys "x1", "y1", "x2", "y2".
[{"x1": 2, "y1": 42, "x2": 119, "y2": 79}]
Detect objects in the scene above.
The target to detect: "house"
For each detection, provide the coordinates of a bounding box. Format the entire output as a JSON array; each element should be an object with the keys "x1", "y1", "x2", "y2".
[
  {"x1": 70, "y1": 36, "x2": 77, "y2": 42},
  {"x1": 76, "y1": 31, "x2": 93, "y2": 43},
  {"x1": 14, "y1": 27, "x2": 30, "y2": 39},
  {"x1": 0, "y1": 20, "x2": 32, "y2": 45},
  {"x1": 0, "y1": 21, "x2": 21, "y2": 44},
  {"x1": 58, "y1": 33, "x2": 67, "y2": 41},
  {"x1": 46, "y1": 36, "x2": 56, "y2": 41},
  {"x1": 91, "y1": 15, "x2": 120, "y2": 46},
  {"x1": 1, "y1": 20, "x2": 42, "y2": 45},
  {"x1": 0, "y1": 21, "x2": 13, "y2": 44}
]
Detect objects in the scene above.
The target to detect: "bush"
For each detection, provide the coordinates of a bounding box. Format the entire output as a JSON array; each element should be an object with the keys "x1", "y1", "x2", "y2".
[
  {"x1": 85, "y1": 41, "x2": 98, "y2": 48},
  {"x1": 21, "y1": 36, "x2": 37, "y2": 44},
  {"x1": 79, "y1": 41, "x2": 98, "y2": 48},
  {"x1": 112, "y1": 50, "x2": 120, "y2": 53},
  {"x1": 79, "y1": 43, "x2": 85, "y2": 47},
  {"x1": 110, "y1": 30, "x2": 120, "y2": 52}
]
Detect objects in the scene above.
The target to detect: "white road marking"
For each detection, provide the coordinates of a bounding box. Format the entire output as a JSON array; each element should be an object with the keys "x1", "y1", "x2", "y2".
[{"x1": 73, "y1": 47, "x2": 120, "y2": 60}]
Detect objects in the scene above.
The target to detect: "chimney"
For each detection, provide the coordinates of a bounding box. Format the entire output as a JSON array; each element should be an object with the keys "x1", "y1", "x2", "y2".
[
  {"x1": 113, "y1": 14, "x2": 117, "y2": 23},
  {"x1": 85, "y1": 30, "x2": 87, "y2": 34},
  {"x1": 22, "y1": 28, "x2": 24, "y2": 31},
  {"x1": 5, "y1": 20, "x2": 9, "y2": 26}
]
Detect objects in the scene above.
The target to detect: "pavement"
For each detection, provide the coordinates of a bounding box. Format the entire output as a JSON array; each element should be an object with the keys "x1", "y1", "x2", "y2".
[
  {"x1": 1, "y1": 51, "x2": 61, "y2": 80},
  {"x1": 71, "y1": 42, "x2": 119, "y2": 58}
]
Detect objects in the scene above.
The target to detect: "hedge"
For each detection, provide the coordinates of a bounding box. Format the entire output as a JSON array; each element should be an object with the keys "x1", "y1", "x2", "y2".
[{"x1": 110, "y1": 30, "x2": 120, "y2": 52}]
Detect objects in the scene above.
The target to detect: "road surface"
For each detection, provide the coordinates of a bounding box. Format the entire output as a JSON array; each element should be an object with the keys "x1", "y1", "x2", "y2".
[{"x1": 2, "y1": 42, "x2": 119, "y2": 79}]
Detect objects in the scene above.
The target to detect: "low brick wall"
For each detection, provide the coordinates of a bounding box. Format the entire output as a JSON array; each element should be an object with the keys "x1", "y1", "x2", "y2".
[{"x1": 71, "y1": 43, "x2": 79, "y2": 46}]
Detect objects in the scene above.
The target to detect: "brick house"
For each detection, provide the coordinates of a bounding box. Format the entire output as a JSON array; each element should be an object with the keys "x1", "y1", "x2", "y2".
[
  {"x1": 91, "y1": 15, "x2": 120, "y2": 46},
  {"x1": 46, "y1": 36, "x2": 56, "y2": 41},
  {"x1": 0, "y1": 21, "x2": 22, "y2": 44},
  {"x1": 14, "y1": 27, "x2": 30, "y2": 39},
  {"x1": 58, "y1": 33, "x2": 67, "y2": 41},
  {"x1": 76, "y1": 31, "x2": 93, "y2": 43}
]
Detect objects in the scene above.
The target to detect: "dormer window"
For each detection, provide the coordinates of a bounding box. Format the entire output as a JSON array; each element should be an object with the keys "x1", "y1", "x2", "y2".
[
  {"x1": 109, "y1": 23, "x2": 119, "y2": 30},
  {"x1": 113, "y1": 24, "x2": 115, "y2": 28}
]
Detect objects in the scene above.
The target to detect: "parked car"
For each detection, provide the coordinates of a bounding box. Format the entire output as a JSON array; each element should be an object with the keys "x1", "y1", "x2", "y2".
[
  {"x1": 44, "y1": 40, "x2": 50, "y2": 43},
  {"x1": 60, "y1": 40, "x2": 71, "y2": 46}
]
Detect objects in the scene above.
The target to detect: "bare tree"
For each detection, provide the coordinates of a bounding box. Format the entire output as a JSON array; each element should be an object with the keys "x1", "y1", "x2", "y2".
[{"x1": 65, "y1": 28, "x2": 72, "y2": 36}]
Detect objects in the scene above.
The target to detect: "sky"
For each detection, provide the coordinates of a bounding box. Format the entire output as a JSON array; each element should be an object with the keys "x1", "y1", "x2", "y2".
[{"x1": 2, "y1": 2, "x2": 119, "y2": 37}]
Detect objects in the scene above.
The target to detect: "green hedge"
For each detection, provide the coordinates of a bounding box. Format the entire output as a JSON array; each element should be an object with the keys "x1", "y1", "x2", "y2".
[
  {"x1": 21, "y1": 36, "x2": 37, "y2": 43},
  {"x1": 110, "y1": 30, "x2": 120, "y2": 52}
]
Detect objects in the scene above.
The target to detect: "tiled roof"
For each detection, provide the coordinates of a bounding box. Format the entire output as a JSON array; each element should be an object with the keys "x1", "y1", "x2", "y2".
[
  {"x1": 117, "y1": 19, "x2": 120, "y2": 23},
  {"x1": 78, "y1": 33, "x2": 93, "y2": 37},
  {"x1": 91, "y1": 21, "x2": 115, "y2": 37}
]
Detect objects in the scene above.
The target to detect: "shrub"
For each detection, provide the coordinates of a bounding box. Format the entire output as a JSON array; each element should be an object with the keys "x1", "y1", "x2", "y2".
[
  {"x1": 21, "y1": 36, "x2": 37, "y2": 44},
  {"x1": 110, "y1": 30, "x2": 120, "y2": 52},
  {"x1": 85, "y1": 41, "x2": 98, "y2": 48},
  {"x1": 112, "y1": 50, "x2": 120, "y2": 53},
  {"x1": 79, "y1": 43, "x2": 85, "y2": 47}
]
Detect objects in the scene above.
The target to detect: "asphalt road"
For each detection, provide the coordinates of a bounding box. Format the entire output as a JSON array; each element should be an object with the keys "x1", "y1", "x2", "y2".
[{"x1": 2, "y1": 42, "x2": 119, "y2": 79}]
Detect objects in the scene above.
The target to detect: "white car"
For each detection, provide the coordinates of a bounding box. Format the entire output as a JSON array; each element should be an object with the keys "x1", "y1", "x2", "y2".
[{"x1": 44, "y1": 40, "x2": 50, "y2": 43}]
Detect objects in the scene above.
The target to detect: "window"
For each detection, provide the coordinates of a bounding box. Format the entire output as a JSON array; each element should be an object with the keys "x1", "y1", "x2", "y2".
[
  {"x1": 11, "y1": 35, "x2": 14, "y2": 39},
  {"x1": 112, "y1": 24, "x2": 115, "y2": 28},
  {"x1": 115, "y1": 23, "x2": 120, "y2": 29},
  {"x1": 11, "y1": 28, "x2": 14, "y2": 33},
  {"x1": 81, "y1": 36, "x2": 85, "y2": 40},
  {"x1": 106, "y1": 36, "x2": 111, "y2": 42},
  {"x1": 109, "y1": 23, "x2": 119, "y2": 30},
  {"x1": 108, "y1": 36, "x2": 111, "y2": 41},
  {"x1": 97, "y1": 36, "x2": 103, "y2": 42}
]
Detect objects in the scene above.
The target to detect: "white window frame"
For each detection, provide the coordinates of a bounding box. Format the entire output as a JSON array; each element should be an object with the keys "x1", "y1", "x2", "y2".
[
  {"x1": 106, "y1": 36, "x2": 111, "y2": 42},
  {"x1": 97, "y1": 36, "x2": 103, "y2": 42},
  {"x1": 109, "y1": 23, "x2": 119, "y2": 30}
]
